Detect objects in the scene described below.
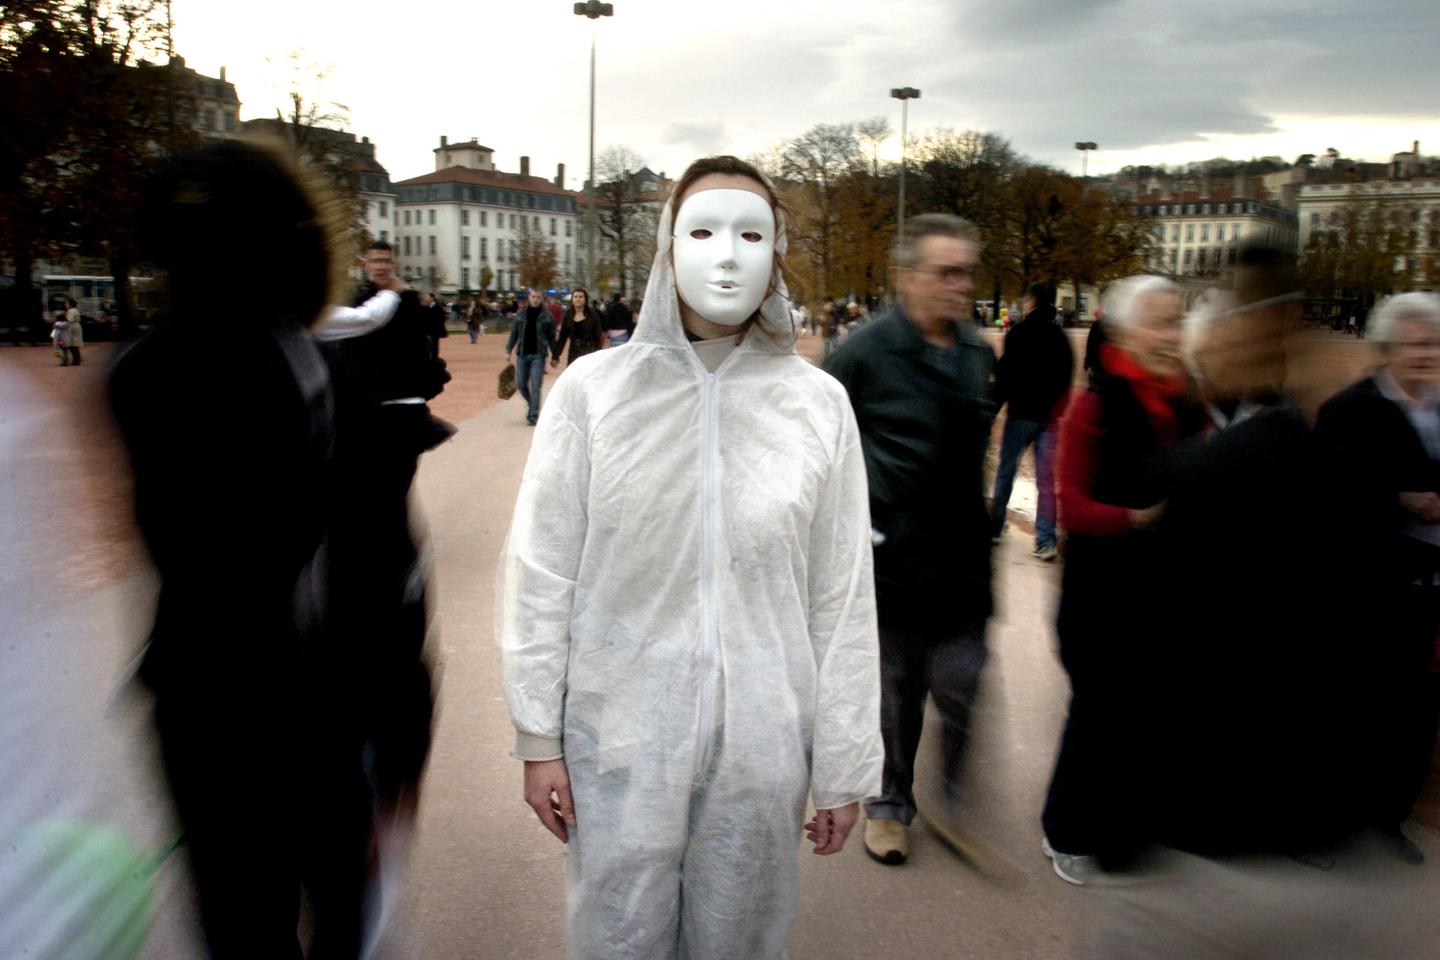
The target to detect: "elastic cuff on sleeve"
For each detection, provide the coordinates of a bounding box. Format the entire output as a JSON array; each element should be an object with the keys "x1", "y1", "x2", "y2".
[{"x1": 513, "y1": 730, "x2": 563, "y2": 762}]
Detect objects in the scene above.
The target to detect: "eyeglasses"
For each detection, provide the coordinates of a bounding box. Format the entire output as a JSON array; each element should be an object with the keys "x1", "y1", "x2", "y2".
[{"x1": 911, "y1": 265, "x2": 975, "y2": 284}]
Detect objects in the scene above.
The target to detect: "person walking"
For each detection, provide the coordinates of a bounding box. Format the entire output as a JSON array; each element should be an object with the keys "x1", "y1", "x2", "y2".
[
  {"x1": 500, "y1": 155, "x2": 881, "y2": 959},
  {"x1": 505, "y1": 288, "x2": 556, "y2": 425},
  {"x1": 1038, "y1": 276, "x2": 1204, "y2": 884},
  {"x1": 826, "y1": 214, "x2": 997, "y2": 866},
  {"x1": 552, "y1": 287, "x2": 604, "y2": 368},
  {"x1": 602, "y1": 292, "x2": 634, "y2": 346},
  {"x1": 53, "y1": 298, "x2": 83, "y2": 366},
  {"x1": 989, "y1": 282, "x2": 1074, "y2": 559},
  {"x1": 465, "y1": 300, "x2": 482, "y2": 344}
]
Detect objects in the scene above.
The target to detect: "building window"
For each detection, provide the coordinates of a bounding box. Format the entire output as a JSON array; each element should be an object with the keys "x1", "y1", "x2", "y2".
[
  {"x1": 480, "y1": 211, "x2": 488, "y2": 227},
  {"x1": 199, "y1": 109, "x2": 215, "y2": 130},
  {"x1": 1185, "y1": 224, "x2": 1194, "y2": 242},
  {"x1": 428, "y1": 210, "x2": 436, "y2": 225},
  {"x1": 223, "y1": 112, "x2": 236, "y2": 132},
  {"x1": 509, "y1": 214, "x2": 516, "y2": 229},
  {"x1": 566, "y1": 220, "x2": 573, "y2": 238},
  {"x1": 1171, "y1": 225, "x2": 1180, "y2": 242},
  {"x1": 461, "y1": 210, "x2": 470, "y2": 226},
  {"x1": 429, "y1": 236, "x2": 437, "y2": 255},
  {"x1": 429, "y1": 266, "x2": 437, "y2": 284},
  {"x1": 1197, "y1": 249, "x2": 1207, "y2": 268},
  {"x1": 1183, "y1": 249, "x2": 1193, "y2": 267},
  {"x1": 510, "y1": 239, "x2": 517, "y2": 261},
  {"x1": 404, "y1": 210, "x2": 411, "y2": 225},
  {"x1": 1233, "y1": 225, "x2": 1243, "y2": 240},
  {"x1": 380, "y1": 230, "x2": 388, "y2": 242},
  {"x1": 480, "y1": 237, "x2": 488, "y2": 260},
  {"x1": 462, "y1": 236, "x2": 471, "y2": 259},
  {"x1": 1310, "y1": 212, "x2": 1320, "y2": 226},
  {"x1": 1200, "y1": 224, "x2": 1210, "y2": 241},
  {"x1": 564, "y1": 244, "x2": 571, "y2": 264},
  {"x1": 532, "y1": 216, "x2": 540, "y2": 230},
  {"x1": 379, "y1": 201, "x2": 388, "y2": 217},
  {"x1": 550, "y1": 217, "x2": 557, "y2": 236},
  {"x1": 462, "y1": 267, "x2": 469, "y2": 288},
  {"x1": 404, "y1": 236, "x2": 412, "y2": 255},
  {"x1": 1216, "y1": 224, "x2": 1225, "y2": 242}
]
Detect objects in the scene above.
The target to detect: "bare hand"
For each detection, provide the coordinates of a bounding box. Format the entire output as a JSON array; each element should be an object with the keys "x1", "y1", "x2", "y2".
[
  {"x1": 1399, "y1": 491, "x2": 1440, "y2": 524},
  {"x1": 386, "y1": 274, "x2": 408, "y2": 293},
  {"x1": 1129, "y1": 503, "x2": 1164, "y2": 530},
  {"x1": 805, "y1": 802, "x2": 858, "y2": 855},
  {"x1": 550, "y1": 357, "x2": 559, "y2": 369},
  {"x1": 524, "y1": 759, "x2": 576, "y2": 843},
  {"x1": 505, "y1": 351, "x2": 514, "y2": 364}
]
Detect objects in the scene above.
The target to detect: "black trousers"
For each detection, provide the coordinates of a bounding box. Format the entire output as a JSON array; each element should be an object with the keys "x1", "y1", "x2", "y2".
[
  {"x1": 865, "y1": 616, "x2": 988, "y2": 825},
  {"x1": 155, "y1": 691, "x2": 375, "y2": 960}
]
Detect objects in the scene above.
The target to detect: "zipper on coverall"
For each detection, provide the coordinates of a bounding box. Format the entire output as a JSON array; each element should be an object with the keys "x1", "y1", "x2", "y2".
[{"x1": 695, "y1": 368, "x2": 723, "y2": 782}]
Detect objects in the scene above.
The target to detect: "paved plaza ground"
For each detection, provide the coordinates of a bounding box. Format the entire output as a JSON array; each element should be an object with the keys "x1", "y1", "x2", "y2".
[{"x1": 1, "y1": 324, "x2": 1436, "y2": 958}]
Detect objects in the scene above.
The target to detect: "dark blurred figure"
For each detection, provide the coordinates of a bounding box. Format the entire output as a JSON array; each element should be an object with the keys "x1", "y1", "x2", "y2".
[
  {"x1": 110, "y1": 138, "x2": 421, "y2": 959},
  {"x1": 1315, "y1": 292, "x2": 1440, "y2": 864},
  {"x1": 826, "y1": 214, "x2": 996, "y2": 866},
  {"x1": 990, "y1": 282, "x2": 1074, "y2": 559},
  {"x1": 603, "y1": 292, "x2": 634, "y2": 347},
  {"x1": 553, "y1": 287, "x2": 604, "y2": 367},
  {"x1": 1144, "y1": 243, "x2": 1365, "y2": 860},
  {"x1": 421, "y1": 292, "x2": 449, "y2": 359},
  {"x1": 1041, "y1": 276, "x2": 1205, "y2": 883},
  {"x1": 1082, "y1": 314, "x2": 1108, "y2": 382}
]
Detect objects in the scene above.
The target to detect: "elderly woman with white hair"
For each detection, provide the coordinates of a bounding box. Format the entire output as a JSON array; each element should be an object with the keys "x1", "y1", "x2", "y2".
[
  {"x1": 1315, "y1": 291, "x2": 1440, "y2": 864},
  {"x1": 1039, "y1": 274, "x2": 1206, "y2": 884}
]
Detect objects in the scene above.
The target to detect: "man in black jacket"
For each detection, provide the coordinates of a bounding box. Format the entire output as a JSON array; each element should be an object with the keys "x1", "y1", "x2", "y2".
[
  {"x1": 826, "y1": 213, "x2": 996, "y2": 866},
  {"x1": 990, "y1": 282, "x2": 1074, "y2": 559},
  {"x1": 505, "y1": 287, "x2": 556, "y2": 425}
]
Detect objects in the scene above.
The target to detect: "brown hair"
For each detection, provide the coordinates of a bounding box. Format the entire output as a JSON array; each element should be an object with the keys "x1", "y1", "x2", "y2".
[{"x1": 669, "y1": 155, "x2": 791, "y2": 305}]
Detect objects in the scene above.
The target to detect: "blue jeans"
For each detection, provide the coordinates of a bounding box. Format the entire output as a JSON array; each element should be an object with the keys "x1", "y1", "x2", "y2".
[
  {"x1": 989, "y1": 417, "x2": 1057, "y2": 547},
  {"x1": 517, "y1": 353, "x2": 545, "y2": 422}
]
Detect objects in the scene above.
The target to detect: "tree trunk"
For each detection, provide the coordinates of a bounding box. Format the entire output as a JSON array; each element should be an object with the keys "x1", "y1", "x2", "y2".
[{"x1": 7, "y1": 253, "x2": 44, "y2": 344}]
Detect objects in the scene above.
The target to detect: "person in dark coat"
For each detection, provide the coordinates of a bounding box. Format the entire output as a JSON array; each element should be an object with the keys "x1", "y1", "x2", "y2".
[
  {"x1": 1314, "y1": 291, "x2": 1440, "y2": 864},
  {"x1": 110, "y1": 138, "x2": 396, "y2": 959},
  {"x1": 825, "y1": 213, "x2": 996, "y2": 866},
  {"x1": 553, "y1": 286, "x2": 604, "y2": 367},
  {"x1": 1040, "y1": 275, "x2": 1205, "y2": 884},
  {"x1": 505, "y1": 287, "x2": 556, "y2": 425},
  {"x1": 1143, "y1": 244, "x2": 1365, "y2": 863},
  {"x1": 990, "y1": 282, "x2": 1075, "y2": 559},
  {"x1": 603, "y1": 293, "x2": 634, "y2": 347}
]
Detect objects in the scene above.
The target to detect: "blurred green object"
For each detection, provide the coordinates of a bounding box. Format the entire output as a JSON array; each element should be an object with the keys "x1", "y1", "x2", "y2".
[{"x1": 3, "y1": 820, "x2": 179, "y2": 960}]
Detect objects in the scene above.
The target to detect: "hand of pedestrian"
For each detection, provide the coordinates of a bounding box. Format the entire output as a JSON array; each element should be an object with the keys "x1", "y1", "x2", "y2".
[
  {"x1": 1129, "y1": 503, "x2": 1164, "y2": 530},
  {"x1": 805, "y1": 802, "x2": 858, "y2": 855},
  {"x1": 386, "y1": 275, "x2": 408, "y2": 293},
  {"x1": 524, "y1": 758, "x2": 576, "y2": 843},
  {"x1": 1399, "y1": 491, "x2": 1440, "y2": 524},
  {"x1": 505, "y1": 351, "x2": 514, "y2": 364},
  {"x1": 549, "y1": 357, "x2": 559, "y2": 369}
]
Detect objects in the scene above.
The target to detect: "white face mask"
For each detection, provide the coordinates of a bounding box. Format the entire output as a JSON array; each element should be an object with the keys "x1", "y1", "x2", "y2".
[{"x1": 672, "y1": 189, "x2": 775, "y2": 328}]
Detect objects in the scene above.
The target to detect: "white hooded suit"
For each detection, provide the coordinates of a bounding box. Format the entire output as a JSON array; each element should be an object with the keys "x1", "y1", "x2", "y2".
[{"x1": 499, "y1": 191, "x2": 883, "y2": 959}]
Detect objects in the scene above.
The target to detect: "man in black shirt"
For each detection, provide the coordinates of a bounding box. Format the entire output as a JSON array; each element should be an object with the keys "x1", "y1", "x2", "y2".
[{"x1": 506, "y1": 287, "x2": 556, "y2": 425}]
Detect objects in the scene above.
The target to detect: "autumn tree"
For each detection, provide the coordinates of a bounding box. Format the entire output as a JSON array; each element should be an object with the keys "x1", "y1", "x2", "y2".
[
  {"x1": 778, "y1": 123, "x2": 866, "y2": 298},
  {"x1": 517, "y1": 220, "x2": 559, "y2": 292}
]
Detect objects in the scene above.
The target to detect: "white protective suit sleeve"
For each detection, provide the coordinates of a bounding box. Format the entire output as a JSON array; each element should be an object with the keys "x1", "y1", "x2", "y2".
[
  {"x1": 499, "y1": 378, "x2": 590, "y2": 761},
  {"x1": 807, "y1": 401, "x2": 884, "y2": 811}
]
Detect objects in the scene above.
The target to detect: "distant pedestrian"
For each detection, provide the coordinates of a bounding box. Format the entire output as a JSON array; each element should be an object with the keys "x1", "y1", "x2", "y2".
[
  {"x1": 989, "y1": 282, "x2": 1074, "y2": 559},
  {"x1": 466, "y1": 300, "x2": 483, "y2": 343},
  {"x1": 553, "y1": 287, "x2": 603, "y2": 367},
  {"x1": 53, "y1": 298, "x2": 82, "y2": 366},
  {"x1": 505, "y1": 287, "x2": 556, "y2": 424},
  {"x1": 603, "y1": 293, "x2": 634, "y2": 346}
]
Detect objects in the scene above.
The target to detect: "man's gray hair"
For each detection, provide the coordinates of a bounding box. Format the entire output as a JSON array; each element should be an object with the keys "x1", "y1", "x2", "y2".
[
  {"x1": 1370, "y1": 292, "x2": 1440, "y2": 346},
  {"x1": 892, "y1": 213, "x2": 980, "y2": 269},
  {"x1": 1101, "y1": 275, "x2": 1180, "y2": 330}
]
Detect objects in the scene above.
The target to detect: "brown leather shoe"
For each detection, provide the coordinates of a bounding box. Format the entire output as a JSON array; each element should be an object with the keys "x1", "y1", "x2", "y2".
[{"x1": 864, "y1": 818, "x2": 908, "y2": 865}]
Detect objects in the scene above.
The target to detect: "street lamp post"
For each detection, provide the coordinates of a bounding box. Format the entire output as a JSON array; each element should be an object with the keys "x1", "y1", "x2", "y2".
[
  {"x1": 1075, "y1": 141, "x2": 1097, "y2": 178},
  {"x1": 575, "y1": 2, "x2": 614, "y2": 291},
  {"x1": 890, "y1": 87, "x2": 920, "y2": 239}
]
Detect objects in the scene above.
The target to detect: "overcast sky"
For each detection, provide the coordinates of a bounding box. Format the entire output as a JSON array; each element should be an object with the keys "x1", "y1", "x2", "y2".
[{"x1": 173, "y1": 0, "x2": 1440, "y2": 187}]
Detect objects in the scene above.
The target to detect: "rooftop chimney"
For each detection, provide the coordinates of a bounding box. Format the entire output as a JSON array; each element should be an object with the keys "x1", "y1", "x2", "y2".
[
  {"x1": 555, "y1": 162, "x2": 566, "y2": 188},
  {"x1": 1414, "y1": 140, "x2": 1421, "y2": 156},
  {"x1": 441, "y1": 135, "x2": 448, "y2": 148},
  {"x1": 219, "y1": 66, "x2": 226, "y2": 82},
  {"x1": 520, "y1": 156, "x2": 530, "y2": 178}
]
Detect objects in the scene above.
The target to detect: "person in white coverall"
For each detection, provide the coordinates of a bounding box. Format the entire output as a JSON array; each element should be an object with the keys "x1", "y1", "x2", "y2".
[{"x1": 499, "y1": 155, "x2": 883, "y2": 959}]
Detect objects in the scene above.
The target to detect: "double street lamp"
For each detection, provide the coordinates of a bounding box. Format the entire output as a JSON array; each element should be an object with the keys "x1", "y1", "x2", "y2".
[
  {"x1": 890, "y1": 87, "x2": 920, "y2": 238},
  {"x1": 1075, "y1": 141, "x2": 1098, "y2": 178},
  {"x1": 574, "y1": 2, "x2": 614, "y2": 291}
]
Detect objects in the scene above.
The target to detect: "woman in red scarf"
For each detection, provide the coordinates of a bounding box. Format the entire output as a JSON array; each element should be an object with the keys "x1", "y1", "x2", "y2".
[{"x1": 1040, "y1": 276, "x2": 1205, "y2": 884}]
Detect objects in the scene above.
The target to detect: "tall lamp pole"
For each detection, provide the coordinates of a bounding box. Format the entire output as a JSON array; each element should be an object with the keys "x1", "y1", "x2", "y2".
[
  {"x1": 575, "y1": 2, "x2": 614, "y2": 291},
  {"x1": 1075, "y1": 141, "x2": 1097, "y2": 178},
  {"x1": 890, "y1": 87, "x2": 920, "y2": 238}
]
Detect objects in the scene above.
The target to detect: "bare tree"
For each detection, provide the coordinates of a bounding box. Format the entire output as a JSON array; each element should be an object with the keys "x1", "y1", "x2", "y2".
[
  {"x1": 854, "y1": 116, "x2": 892, "y2": 177},
  {"x1": 594, "y1": 144, "x2": 652, "y2": 296}
]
